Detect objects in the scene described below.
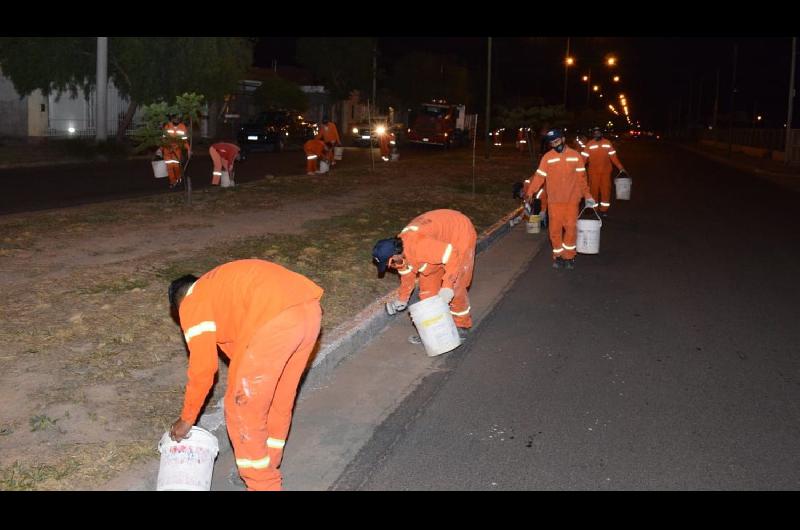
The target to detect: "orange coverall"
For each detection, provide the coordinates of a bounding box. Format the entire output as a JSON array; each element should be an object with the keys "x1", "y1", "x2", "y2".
[
  {"x1": 178, "y1": 259, "x2": 323, "y2": 491},
  {"x1": 524, "y1": 146, "x2": 592, "y2": 261},
  {"x1": 395, "y1": 209, "x2": 477, "y2": 328},
  {"x1": 581, "y1": 138, "x2": 624, "y2": 213},
  {"x1": 316, "y1": 122, "x2": 341, "y2": 165},
  {"x1": 162, "y1": 122, "x2": 190, "y2": 186},
  {"x1": 379, "y1": 131, "x2": 396, "y2": 160},
  {"x1": 304, "y1": 139, "x2": 327, "y2": 174},
  {"x1": 516, "y1": 129, "x2": 529, "y2": 153},
  {"x1": 209, "y1": 142, "x2": 240, "y2": 185}
]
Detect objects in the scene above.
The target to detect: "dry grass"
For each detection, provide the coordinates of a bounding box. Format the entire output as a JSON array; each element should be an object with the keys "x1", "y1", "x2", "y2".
[{"x1": 0, "y1": 147, "x2": 531, "y2": 489}]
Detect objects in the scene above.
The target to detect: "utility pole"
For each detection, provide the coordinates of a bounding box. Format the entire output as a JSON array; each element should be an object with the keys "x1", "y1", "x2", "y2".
[
  {"x1": 563, "y1": 37, "x2": 570, "y2": 108},
  {"x1": 785, "y1": 37, "x2": 796, "y2": 165},
  {"x1": 713, "y1": 67, "x2": 720, "y2": 136},
  {"x1": 96, "y1": 37, "x2": 108, "y2": 142},
  {"x1": 372, "y1": 40, "x2": 377, "y2": 115},
  {"x1": 728, "y1": 42, "x2": 738, "y2": 158},
  {"x1": 485, "y1": 37, "x2": 492, "y2": 160}
]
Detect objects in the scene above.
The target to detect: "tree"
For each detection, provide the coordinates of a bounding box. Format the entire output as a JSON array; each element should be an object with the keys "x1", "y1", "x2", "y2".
[
  {"x1": 388, "y1": 52, "x2": 471, "y2": 108},
  {"x1": 296, "y1": 38, "x2": 374, "y2": 101},
  {"x1": 253, "y1": 75, "x2": 308, "y2": 112},
  {"x1": 0, "y1": 37, "x2": 253, "y2": 141}
]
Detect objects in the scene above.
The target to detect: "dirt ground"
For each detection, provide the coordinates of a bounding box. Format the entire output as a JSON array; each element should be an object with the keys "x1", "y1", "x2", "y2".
[{"x1": 0, "y1": 146, "x2": 535, "y2": 489}]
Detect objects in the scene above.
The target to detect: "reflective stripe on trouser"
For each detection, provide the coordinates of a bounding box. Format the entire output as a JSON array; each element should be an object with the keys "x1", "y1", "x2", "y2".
[
  {"x1": 224, "y1": 299, "x2": 322, "y2": 491},
  {"x1": 589, "y1": 169, "x2": 612, "y2": 212},
  {"x1": 548, "y1": 203, "x2": 579, "y2": 260},
  {"x1": 163, "y1": 148, "x2": 182, "y2": 185},
  {"x1": 209, "y1": 146, "x2": 230, "y2": 185},
  {"x1": 417, "y1": 243, "x2": 476, "y2": 328}
]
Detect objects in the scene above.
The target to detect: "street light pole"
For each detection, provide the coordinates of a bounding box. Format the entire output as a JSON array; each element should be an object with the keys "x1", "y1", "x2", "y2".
[
  {"x1": 563, "y1": 37, "x2": 570, "y2": 108},
  {"x1": 485, "y1": 37, "x2": 492, "y2": 160},
  {"x1": 728, "y1": 42, "x2": 738, "y2": 158},
  {"x1": 96, "y1": 37, "x2": 108, "y2": 142},
  {"x1": 785, "y1": 37, "x2": 796, "y2": 165}
]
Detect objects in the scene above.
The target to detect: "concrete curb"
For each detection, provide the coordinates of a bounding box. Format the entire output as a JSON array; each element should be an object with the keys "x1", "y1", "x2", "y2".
[
  {"x1": 674, "y1": 142, "x2": 800, "y2": 180},
  {"x1": 198, "y1": 205, "x2": 526, "y2": 443}
]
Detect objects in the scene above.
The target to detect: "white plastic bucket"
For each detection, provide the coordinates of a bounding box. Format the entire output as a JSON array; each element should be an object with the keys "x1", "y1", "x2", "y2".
[
  {"x1": 152, "y1": 160, "x2": 168, "y2": 179},
  {"x1": 408, "y1": 296, "x2": 461, "y2": 357},
  {"x1": 220, "y1": 170, "x2": 233, "y2": 188},
  {"x1": 318, "y1": 160, "x2": 330, "y2": 174},
  {"x1": 576, "y1": 207, "x2": 602, "y2": 254},
  {"x1": 526, "y1": 215, "x2": 540, "y2": 234},
  {"x1": 334, "y1": 146, "x2": 344, "y2": 160},
  {"x1": 614, "y1": 176, "x2": 632, "y2": 200},
  {"x1": 157, "y1": 426, "x2": 219, "y2": 491}
]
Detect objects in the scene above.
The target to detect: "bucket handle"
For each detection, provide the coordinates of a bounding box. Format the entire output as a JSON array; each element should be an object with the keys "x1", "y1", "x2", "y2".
[{"x1": 579, "y1": 206, "x2": 602, "y2": 223}]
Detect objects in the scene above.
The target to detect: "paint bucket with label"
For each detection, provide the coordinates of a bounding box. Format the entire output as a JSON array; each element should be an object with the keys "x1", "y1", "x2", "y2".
[{"x1": 157, "y1": 426, "x2": 219, "y2": 491}]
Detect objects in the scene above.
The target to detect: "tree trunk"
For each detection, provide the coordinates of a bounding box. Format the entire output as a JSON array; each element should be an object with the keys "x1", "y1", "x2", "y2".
[{"x1": 116, "y1": 100, "x2": 138, "y2": 142}]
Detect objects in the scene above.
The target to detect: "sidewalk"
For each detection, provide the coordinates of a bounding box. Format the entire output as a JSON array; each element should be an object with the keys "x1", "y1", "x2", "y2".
[{"x1": 674, "y1": 141, "x2": 800, "y2": 192}]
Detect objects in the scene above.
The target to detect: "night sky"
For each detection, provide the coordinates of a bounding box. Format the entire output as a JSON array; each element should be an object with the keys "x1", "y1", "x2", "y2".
[{"x1": 253, "y1": 37, "x2": 798, "y2": 131}]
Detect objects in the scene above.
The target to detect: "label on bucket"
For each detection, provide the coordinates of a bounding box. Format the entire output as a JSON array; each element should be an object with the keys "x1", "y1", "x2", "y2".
[{"x1": 421, "y1": 314, "x2": 445, "y2": 328}]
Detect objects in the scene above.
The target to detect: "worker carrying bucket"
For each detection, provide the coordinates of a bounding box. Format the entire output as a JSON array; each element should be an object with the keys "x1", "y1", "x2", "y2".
[
  {"x1": 523, "y1": 128, "x2": 596, "y2": 270},
  {"x1": 166, "y1": 259, "x2": 323, "y2": 491},
  {"x1": 372, "y1": 209, "x2": 477, "y2": 350}
]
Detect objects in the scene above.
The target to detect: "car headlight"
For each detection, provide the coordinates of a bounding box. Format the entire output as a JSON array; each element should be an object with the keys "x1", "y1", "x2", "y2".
[
  {"x1": 352, "y1": 128, "x2": 359, "y2": 134},
  {"x1": 376, "y1": 126, "x2": 386, "y2": 135}
]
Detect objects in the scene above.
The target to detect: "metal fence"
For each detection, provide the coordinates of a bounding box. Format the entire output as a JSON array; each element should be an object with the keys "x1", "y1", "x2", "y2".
[
  {"x1": 698, "y1": 127, "x2": 787, "y2": 151},
  {"x1": 46, "y1": 82, "x2": 142, "y2": 138}
]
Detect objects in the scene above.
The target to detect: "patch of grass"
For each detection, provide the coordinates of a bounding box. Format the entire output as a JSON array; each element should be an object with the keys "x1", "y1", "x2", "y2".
[
  {"x1": 29, "y1": 414, "x2": 58, "y2": 432},
  {"x1": 75, "y1": 277, "x2": 149, "y2": 295}
]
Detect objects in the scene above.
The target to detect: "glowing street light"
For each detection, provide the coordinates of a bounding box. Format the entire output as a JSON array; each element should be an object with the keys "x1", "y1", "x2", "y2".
[
  {"x1": 582, "y1": 75, "x2": 589, "y2": 82},
  {"x1": 593, "y1": 85, "x2": 600, "y2": 92},
  {"x1": 566, "y1": 56, "x2": 575, "y2": 66},
  {"x1": 607, "y1": 56, "x2": 617, "y2": 66},
  {"x1": 613, "y1": 76, "x2": 620, "y2": 82},
  {"x1": 757, "y1": 115, "x2": 762, "y2": 121}
]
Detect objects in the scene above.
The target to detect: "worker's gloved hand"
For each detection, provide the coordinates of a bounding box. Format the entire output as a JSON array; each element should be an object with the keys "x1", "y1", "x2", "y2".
[
  {"x1": 386, "y1": 300, "x2": 408, "y2": 315},
  {"x1": 438, "y1": 287, "x2": 455, "y2": 304},
  {"x1": 585, "y1": 198, "x2": 598, "y2": 208}
]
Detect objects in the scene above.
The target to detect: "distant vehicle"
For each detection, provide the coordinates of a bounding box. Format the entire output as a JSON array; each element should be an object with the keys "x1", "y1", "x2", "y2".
[
  {"x1": 238, "y1": 110, "x2": 317, "y2": 154},
  {"x1": 406, "y1": 100, "x2": 475, "y2": 148},
  {"x1": 349, "y1": 116, "x2": 390, "y2": 147}
]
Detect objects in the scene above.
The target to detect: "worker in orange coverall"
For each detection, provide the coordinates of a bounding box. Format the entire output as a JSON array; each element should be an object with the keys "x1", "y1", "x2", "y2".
[
  {"x1": 209, "y1": 142, "x2": 240, "y2": 186},
  {"x1": 581, "y1": 126, "x2": 626, "y2": 218},
  {"x1": 372, "y1": 209, "x2": 477, "y2": 345},
  {"x1": 315, "y1": 115, "x2": 341, "y2": 167},
  {"x1": 303, "y1": 138, "x2": 328, "y2": 175},
  {"x1": 379, "y1": 128, "x2": 396, "y2": 161},
  {"x1": 524, "y1": 128, "x2": 596, "y2": 270},
  {"x1": 162, "y1": 114, "x2": 190, "y2": 188},
  {"x1": 167, "y1": 259, "x2": 323, "y2": 491},
  {"x1": 516, "y1": 127, "x2": 529, "y2": 153}
]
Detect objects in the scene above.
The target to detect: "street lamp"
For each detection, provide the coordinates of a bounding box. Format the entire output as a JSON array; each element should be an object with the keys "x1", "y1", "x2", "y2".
[
  {"x1": 613, "y1": 75, "x2": 620, "y2": 82},
  {"x1": 582, "y1": 75, "x2": 589, "y2": 81},
  {"x1": 607, "y1": 56, "x2": 617, "y2": 66},
  {"x1": 593, "y1": 85, "x2": 600, "y2": 92},
  {"x1": 566, "y1": 57, "x2": 575, "y2": 66}
]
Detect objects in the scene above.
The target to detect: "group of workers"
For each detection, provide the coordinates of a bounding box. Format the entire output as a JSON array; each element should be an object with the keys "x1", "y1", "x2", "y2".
[{"x1": 163, "y1": 118, "x2": 626, "y2": 491}]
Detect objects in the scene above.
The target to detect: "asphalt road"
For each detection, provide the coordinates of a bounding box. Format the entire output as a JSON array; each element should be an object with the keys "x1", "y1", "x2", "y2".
[
  {"x1": 0, "y1": 143, "x2": 438, "y2": 215},
  {"x1": 333, "y1": 140, "x2": 800, "y2": 490}
]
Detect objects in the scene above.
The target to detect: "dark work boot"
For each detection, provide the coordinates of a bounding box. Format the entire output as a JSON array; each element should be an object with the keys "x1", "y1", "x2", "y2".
[
  {"x1": 552, "y1": 257, "x2": 564, "y2": 269},
  {"x1": 564, "y1": 258, "x2": 575, "y2": 270}
]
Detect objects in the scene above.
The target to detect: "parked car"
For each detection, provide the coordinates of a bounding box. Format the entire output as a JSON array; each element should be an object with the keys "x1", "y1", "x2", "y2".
[
  {"x1": 238, "y1": 110, "x2": 317, "y2": 154},
  {"x1": 349, "y1": 116, "x2": 390, "y2": 147}
]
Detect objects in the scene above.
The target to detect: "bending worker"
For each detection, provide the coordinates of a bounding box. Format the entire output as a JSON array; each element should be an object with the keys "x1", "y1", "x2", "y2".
[
  {"x1": 372, "y1": 209, "x2": 477, "y2": 344},
  {"x1": 581, "y1": 126, "x2": 626, "y2": 217},
  {"x1": 303, "y1": 137, "x2": 328, "y2": 175},
  {"x1": 316, "y1": 115, "x2": 341, "y2": 167},
  {"x1": 167, "y1": 259, "x2": 323, "y2": 491},
  {"x1": 523, "y1": 128, "x2": 596, "y2": 270},
  {"x1": 209, "y1": 142, "x2": 240, "y2": 186}
]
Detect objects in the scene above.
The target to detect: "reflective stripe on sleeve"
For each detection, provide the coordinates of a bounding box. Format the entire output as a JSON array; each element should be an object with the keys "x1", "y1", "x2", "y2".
[
  {"x1": 601, "y1": 144, "x2": 611, "y2": 148},
  {"x1": 185, "y1": 282, "x2": 196, "y2": 297},
  {"x1": 608, "y1": 150, "x2": 617, "y2": 155},
  {"x1": 536, "y1": 169, "x2": 547, "y2": 177},
  {"x1": 401, "y1": 225, "x2": 419, "y2": 233},
  {"x1": 589, "y1": 145, "x2": 599, "y2": 149},
  {"x1": 535, "y1": 189, "x2": 544, "y2": 199},
  {"x1": 397, "y1": 266, "x2": 414, "y2": 275},
  {"x1": 418, "y1": 263, "x2": 428, "y2": 272},
  {"x1": 581, "y1": 151, "x2": 590, "y2": 157},
  {"x1": 600, "y1": 202, "x2": 611, "y2": 207},
  {"x1": 441, "y1": 244, "x2": 453, "y2": 264},
  {"x1": 576, "y1": 168, "x2": 586, "y2": 172},
  {"x1": 184, "y1": 321, "x2": 216, "y2": 343},
  {"x1": 547, "y1": 158, "x2": 561, "y2": 164},
  {"x1": 566, "y1": 157, "x2": 579, "y2": 162}
]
